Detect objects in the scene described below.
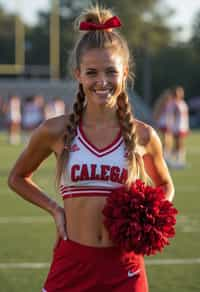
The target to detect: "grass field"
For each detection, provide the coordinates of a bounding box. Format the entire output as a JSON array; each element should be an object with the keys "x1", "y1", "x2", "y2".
[{"x1": 0, "y1": 131, "x2": 200, "y2": 292}]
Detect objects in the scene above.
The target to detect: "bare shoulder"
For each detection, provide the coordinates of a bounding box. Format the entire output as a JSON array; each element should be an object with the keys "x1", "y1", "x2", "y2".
[
  {"x1": 134, "y1": 119, "x2": 152, "y2": 146},
  {"x1": 41, "y1": 115, "x2": 68, "y2": 139},
  {"x1": 134, "y1": 119, "x2": 161, "y2": 152},
  {"x1": 31, "y1": 115, "x2": 68, "y2": 152}
]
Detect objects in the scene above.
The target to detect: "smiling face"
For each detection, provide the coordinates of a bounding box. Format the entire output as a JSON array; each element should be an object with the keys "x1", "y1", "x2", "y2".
[{"x1": 75, "y1": 48, "x2": 128, "y2": 108}]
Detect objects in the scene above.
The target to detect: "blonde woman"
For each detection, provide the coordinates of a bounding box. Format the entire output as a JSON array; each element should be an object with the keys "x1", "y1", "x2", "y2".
[{"x1": 8, "y1": 5, "x2": 174, "y2": 292}]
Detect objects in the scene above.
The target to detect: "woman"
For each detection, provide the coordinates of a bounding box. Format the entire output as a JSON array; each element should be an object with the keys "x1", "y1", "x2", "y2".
[
  {"x1": 153, "y1": 89, "x2": 174, "y2": 163},
  {"x1": 170, "y1": 86, "x2": 189, "y2": 168},
  {"x1": 5, "y1": 95, "x2": 21, "y2": 144},
  {"x1": 8, "y1": 5, "x2": 174, "y2": 292}
]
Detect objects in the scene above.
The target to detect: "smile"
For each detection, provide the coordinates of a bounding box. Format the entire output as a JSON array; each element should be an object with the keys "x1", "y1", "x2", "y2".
[
  {"x1": 94, "y1": 89, "x2": 113, "y2": 96},
  {"x1": 95, "y1": 90, "x2": 110, "y2": 94}
]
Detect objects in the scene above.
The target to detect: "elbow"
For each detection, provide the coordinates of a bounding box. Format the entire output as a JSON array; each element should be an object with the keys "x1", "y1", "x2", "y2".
[
  {"x1": 8, "y1": 170, "x2": 31, "y2": 192},
  {"x1": 8, "y1": 171, "x2": 20, "y2": 192},
  {"x1": 8, "y1": 172, "x2": 16, "y2": 190}
]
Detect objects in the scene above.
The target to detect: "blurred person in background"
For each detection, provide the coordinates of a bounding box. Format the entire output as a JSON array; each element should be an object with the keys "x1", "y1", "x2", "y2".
[
  {"x1": 8, "y1": 5, "x2": 175, "y2": 292},
  {"x1": 153, "y1": 88, "x2": 173, "y2": 163},
  {"x1": 4, "y1": 95, "x2": 21, "y2": 145},
  {"x1": 44, "y1": 96, "x2": 66, "y2": 120},
  {"x1": 170, "y1": 86, "x2": 189, "y2": 168},
  {"x1": 0, "y1": 95, "x2": 5, "y2": 130},
  {"x1": 34, "y1": 94, "x2": 45, "y2": 124},
  {"x1": 22, "y1": 95, "x2": 44, "y2": 142}
]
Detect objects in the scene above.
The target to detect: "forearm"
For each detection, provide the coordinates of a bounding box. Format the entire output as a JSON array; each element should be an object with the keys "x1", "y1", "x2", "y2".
[
  {"x1": 8, "y1": 175, "x2": 60, "y2": 216},
  {"x1": 159, "y1": 181, "x2": 175, "y2": 202}
]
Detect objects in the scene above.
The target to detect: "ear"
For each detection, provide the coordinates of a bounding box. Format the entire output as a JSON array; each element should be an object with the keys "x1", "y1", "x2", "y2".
[
  {"x1": 74, "y1": 69, "x2": 81, "y2": 82},
  {"x1": 123, "y1": 66, "x2": 129, "y2": 80}
]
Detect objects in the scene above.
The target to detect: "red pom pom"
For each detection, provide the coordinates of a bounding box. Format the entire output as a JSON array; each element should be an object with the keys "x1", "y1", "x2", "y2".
[{"x1": 102, "y1": 179, "x2": 178, "y2": 256}]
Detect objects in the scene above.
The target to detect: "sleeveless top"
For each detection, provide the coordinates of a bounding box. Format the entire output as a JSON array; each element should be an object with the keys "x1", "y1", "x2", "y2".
[
  {"x1": 59, "y1": 122, "x2": 138, "y2": 199},
  {"x1": 172, "y1": 99, "x2": 189, "y2": 135}
]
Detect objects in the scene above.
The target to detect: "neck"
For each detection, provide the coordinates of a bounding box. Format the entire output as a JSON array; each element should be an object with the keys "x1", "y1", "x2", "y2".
[{"x1": 82, "y1": 104, "x2": 119, "y2": 128}]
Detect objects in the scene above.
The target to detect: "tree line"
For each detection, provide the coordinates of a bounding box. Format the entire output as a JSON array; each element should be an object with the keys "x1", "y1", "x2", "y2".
[{"x1": 0, "y1": 0, "x2": 200, "y2": 105}]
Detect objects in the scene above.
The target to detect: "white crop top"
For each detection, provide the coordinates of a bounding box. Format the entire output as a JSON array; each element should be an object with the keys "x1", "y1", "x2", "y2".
[{"x1": 59, "y1": 122, "x2": 137, "y2": 199}]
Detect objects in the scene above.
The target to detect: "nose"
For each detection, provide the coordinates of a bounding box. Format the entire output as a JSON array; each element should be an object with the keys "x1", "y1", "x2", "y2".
[{"x1": 96, "y1": 74, "x2": 108, "y2": 87}]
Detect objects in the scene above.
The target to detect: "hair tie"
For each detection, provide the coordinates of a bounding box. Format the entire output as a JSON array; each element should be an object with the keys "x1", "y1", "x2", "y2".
[{"x1": 79, "y1": 16, "x2": 121, "y2": 31}]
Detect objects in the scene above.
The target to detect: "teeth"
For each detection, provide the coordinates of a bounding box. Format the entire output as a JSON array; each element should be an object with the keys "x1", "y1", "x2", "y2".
[{"x1": 95, "y1": 90, "x2": 110, "y2": 94}]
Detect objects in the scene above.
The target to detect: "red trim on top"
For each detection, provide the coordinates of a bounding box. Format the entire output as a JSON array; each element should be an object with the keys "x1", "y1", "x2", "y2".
[
  {"x1": 60, "y1": 185, "x2": 119, "y2": 199},
  {"x1": 60, "y1": 185, "x2": 114, "y2": 192},
  {"x1": 79, "y1": 120, "x2": 122, "y2": 153},
  {"x1": 62, "y1": 192, "x2": 110, "y2": 199},
  {"x1": 78, "y1": 136, "x2": 123, "y2": 157}
]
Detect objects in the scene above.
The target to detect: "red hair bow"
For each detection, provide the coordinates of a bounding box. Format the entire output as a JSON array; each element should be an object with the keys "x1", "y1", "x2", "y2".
[{"x1": 79, "y1": 16, "x2": 121, "y2": 31}]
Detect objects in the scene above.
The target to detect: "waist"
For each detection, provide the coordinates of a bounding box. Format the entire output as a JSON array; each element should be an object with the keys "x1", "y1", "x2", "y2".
[{"x1": 55, "y1": 239, "x2": 143, "y2": 264}]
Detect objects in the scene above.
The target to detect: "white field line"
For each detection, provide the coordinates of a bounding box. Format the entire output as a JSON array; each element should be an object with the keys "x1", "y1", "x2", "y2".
[
  {"x1": 0, "y1": 186, "x2": 198, "y2": 197},
  {"x1": 1, "y1": 186, "x2": 198, "y2": 197},
  {"x1": 0, "y1": 263, "x2": 49, "y2": 269},
  {"x1": 146, "y1": 258, "x2": 200, "y2": 265},
  {"x1": 188, "y1": 147, "x2": 200, "y2": 154},
  {"x1": 176, "y1": 215, "x2": 200, "y2": 232},
  {"x1": 175, "y1": 186, "x2": 199, "y2": 192},
  {"x1": 0, "y1": 215, "x2": 200, "y2": 232},
  {"x1": 0, "y1": 216, "x2": 51, "y2": 224},
  {"x1": 1, "y1": 258, "x2": 200, "y2": 269}
]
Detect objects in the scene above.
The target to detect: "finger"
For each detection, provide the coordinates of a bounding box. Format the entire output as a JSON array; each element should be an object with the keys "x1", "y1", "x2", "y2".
[
  {"x1": 57, "y1": 221, "x2": 67, "y2": 241},
  {"x1": 59, "y1": 225, "x2": 68, "y2": 241}
]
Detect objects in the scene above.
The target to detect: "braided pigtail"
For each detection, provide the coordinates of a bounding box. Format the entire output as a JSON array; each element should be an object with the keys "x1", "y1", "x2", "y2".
[
  {"x1": 56, "y1": 84, "x2": 85, "y2": 187},
  {"x1": 117, "y1": 91, "x2": 146, "y2": 185}
]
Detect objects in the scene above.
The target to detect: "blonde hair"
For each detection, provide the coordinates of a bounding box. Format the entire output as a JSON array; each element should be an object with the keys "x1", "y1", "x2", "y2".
[{"x1": 57, "y1": 5, "x2": 145, "y2": 187}]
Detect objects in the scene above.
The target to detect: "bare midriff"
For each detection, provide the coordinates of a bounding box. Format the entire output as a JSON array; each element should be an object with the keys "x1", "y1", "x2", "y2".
[{"x1": 64, "y1": 196, "x2": 114, "y2": 247}]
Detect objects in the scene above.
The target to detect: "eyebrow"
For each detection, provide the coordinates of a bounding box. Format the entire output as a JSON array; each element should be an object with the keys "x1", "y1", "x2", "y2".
[
  {"x1": 85, "y1": 68, "x2": 96, "y2": 71},
  {"x1": 86, "y1": 66, "x2": 118, "y2": 71}
]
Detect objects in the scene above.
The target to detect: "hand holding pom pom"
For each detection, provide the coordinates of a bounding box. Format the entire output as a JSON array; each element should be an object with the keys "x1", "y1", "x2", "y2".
[{"x1": 102, "y1": 179, "x2": 178, "y2": 256}]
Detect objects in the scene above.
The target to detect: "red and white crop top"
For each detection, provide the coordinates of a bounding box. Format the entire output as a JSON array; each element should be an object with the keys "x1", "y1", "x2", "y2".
[{"x1": 59, "y1": 122, "x2": 137, "y2": 199}]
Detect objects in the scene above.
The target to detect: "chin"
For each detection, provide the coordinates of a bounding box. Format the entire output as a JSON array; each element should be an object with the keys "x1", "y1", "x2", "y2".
[{"x1": 97, "y1": 98, "x2": 115, "y2": 107}]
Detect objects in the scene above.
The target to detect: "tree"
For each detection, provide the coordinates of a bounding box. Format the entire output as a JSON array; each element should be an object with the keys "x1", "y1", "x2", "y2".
[
  {"x1": 101, "y1": 0, "x2": 175, "y2": 103},
  {"x1": 103, "y1": 0, "x2": 174, "y2": 50},
  {"x1": 0, "y1": 6, "x2": 16, "y2": 64},
  {"x1": 25, "y1": 0, "x2": 90, "y2": 76},
  {"x1": 151, "y1": 45, "x2": 200, "y2": 104},
  {"x1": 191, "y1": 10, "x2": 200, "y2": 55}
]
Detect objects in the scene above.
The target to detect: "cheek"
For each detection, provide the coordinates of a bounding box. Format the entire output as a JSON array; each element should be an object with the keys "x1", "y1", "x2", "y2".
[
  {"x1": 80, "y1": 78, "x2": 92, "y2": 90},
  {"x1": 114, "y1": 75, "x2": 125, "y2": 90}
]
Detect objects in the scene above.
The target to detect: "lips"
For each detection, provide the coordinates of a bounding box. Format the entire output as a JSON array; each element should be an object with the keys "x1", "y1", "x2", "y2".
[{"x1": 94, "y1": 88, "x2": 114, "y2": 97}]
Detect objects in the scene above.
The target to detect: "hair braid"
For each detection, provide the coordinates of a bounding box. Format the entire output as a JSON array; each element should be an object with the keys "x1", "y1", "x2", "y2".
[
  {"x1": 56, "y1": 84, "x2": 85, "y2": 186},
  {"x1": 117, "y1": 91, "x2": 144, "y2": 185}
]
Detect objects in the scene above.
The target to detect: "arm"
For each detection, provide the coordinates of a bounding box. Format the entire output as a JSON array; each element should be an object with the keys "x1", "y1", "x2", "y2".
[
  {"x1": 8, "y1": 120, "x2": 67, "y2": 239},
  {"x1": 143, "y1": 127, "x2": 175, "y2": 201}
]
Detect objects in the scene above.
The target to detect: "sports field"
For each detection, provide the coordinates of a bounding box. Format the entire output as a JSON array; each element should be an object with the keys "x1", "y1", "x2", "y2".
[{"x1": 0, "y1": 131, "x2": 200, "y2": 292}]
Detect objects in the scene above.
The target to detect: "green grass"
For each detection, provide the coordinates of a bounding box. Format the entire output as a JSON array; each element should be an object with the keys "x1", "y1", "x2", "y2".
[{"x1": 0, "y1": 131, "x2": 200, "y2": 291}]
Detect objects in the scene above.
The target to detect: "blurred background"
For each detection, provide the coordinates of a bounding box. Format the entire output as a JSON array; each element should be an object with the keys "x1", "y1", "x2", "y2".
[
  {"x1": 0, "y1": 0, "x2": 200, "y2": 128},
  {"x1": 0, "y1": 1, "x2": 200, "y2": 291}
]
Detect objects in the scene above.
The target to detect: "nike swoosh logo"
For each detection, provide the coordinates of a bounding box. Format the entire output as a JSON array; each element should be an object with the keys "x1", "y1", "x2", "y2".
[{"x1": 128, "y1": 269, "x2": 140, "y2": 278}]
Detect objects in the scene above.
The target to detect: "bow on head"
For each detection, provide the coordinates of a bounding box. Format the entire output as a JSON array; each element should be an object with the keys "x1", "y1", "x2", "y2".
[{"x1": 79, "y1": 16, "x2": 121, "y2": 31}]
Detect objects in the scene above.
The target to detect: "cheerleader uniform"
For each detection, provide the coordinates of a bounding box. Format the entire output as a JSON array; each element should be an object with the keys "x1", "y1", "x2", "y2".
[
  {"x1": 42, "y1": 121, "x2": 148, "y2": 292},
  {"x1": 22, "y1": 100, "x2": 43, "y2": 130},
  {"x1": 156, "y1": 100, "x2": 174, "y2": 134},
  {"x1": 171, "y1": 99, "x2": 189, "y2": 137},
  {"x1": 6, "y1": 97, "x2": 21, "y2": 126}
]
